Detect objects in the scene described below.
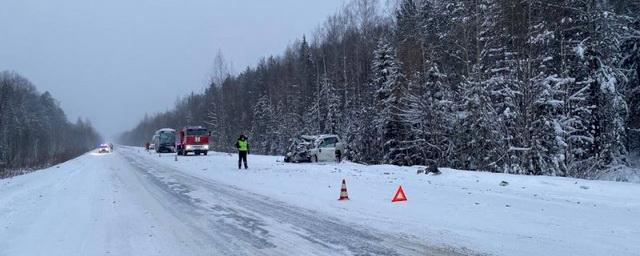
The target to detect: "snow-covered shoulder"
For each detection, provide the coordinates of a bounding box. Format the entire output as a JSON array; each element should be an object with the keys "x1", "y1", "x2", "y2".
[{"x1": 127, "y1": 147, "x2": 640, "y2": 256}]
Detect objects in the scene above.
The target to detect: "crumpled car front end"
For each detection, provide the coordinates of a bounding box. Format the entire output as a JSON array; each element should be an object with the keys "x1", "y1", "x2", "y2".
[{"x1": 284, "y1": 137, "x2": 314, "y2": 163}]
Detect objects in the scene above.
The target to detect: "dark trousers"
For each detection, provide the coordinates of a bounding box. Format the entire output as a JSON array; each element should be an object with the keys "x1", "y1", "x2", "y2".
[{"x1": 238, "y1": 151, "x2": 248, "y2": 169}]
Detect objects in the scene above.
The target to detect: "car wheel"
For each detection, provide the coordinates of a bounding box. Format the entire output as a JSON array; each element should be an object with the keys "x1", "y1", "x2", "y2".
[{"x1": 204, "y1": 151, "x2": 208, "y2": 156}]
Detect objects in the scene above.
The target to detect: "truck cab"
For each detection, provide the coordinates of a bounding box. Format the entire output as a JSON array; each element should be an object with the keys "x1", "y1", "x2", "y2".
[{"x1": 177, "y1": 126, "x2": 210, "y2": 156}]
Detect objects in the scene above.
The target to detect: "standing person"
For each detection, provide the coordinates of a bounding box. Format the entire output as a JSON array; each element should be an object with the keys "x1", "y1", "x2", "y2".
[{"x1": 235, "y1": 134, "x2": 249, "y2": 169}]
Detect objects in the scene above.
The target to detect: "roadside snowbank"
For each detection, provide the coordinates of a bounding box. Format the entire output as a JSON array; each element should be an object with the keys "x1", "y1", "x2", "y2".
[{"x1": 597, "y1": 152, "x2": 640, "y2": 183}]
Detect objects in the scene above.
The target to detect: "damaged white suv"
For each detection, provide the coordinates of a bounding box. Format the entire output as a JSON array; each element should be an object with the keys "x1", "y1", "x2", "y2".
[{"x1": 284, "y1": 134, "x2": 345, "y2": 163}]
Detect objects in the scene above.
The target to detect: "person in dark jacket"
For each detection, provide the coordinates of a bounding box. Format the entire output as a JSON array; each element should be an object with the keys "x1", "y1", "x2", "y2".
[{"x1": 235, "y1": 135, "x2": 249, "y2": 169}]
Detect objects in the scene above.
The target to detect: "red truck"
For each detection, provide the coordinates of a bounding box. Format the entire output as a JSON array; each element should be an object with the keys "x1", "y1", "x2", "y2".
[{"x1": 176, "y1": 126, "x2": 210, "y2": 156}]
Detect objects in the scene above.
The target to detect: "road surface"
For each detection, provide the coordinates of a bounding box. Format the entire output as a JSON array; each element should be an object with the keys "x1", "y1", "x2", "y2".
[{"x1": 0, "y1": 149, "x2": 469, "y2": 256}]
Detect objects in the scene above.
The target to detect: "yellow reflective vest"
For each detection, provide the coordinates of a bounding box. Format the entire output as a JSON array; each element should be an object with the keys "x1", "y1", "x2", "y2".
[{"x1": 237, "y1": 140, "x2": 248, "y2": 152}]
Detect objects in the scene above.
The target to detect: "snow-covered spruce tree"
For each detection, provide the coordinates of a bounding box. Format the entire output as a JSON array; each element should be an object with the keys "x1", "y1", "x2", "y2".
[
  {"x1": 434, "y1": 0, "x2": 509, "y2": 172},
  {"x1": 354, "y1": 39, "x2": 394, "y2": 164},
  {"x1": 302, "y1": 72, "x2": 322, "y2": 136},
  {"x1": 302, "y1": 99, "x2": 321, "y2": 135},
  {"x1": 269, "y1": 100, "x2": 289, "y2": 155},
  {"x1": 395, "y1": 0, "x2": 422, "y2": 79},
  {"x1": 393, "y1": 0, "x2": 454, "y2": 166},
  {"x1": 319, "y1": 74, "x2": 341, "y2": 134},
  {"x1": 371, "y1": 38, "x2": 412, "y2": 165},
  {"x1": 346, "y1": 106, "x2": 376, "y2": 163},
  {"x1": 280, "y1": 51, "x2": 306, "y2": 148},
  {"x1": 205, "y1": 89, "x2": 227, "y2": 152},
  {"x1": 404, "y1": 63, "x2": 453, "y2": 166},
  {"x1": 472, "y1": 0, "x2": 586, "y2": 176},
  {"x1": 251, "y1": 95, "x2": 274, "y2": 154},
  {"x1": 455, "y1": 63, "x2": 505, "y2": 172},
  {"x1": 520, "y1": 0, "x2": 577, "y2": 176},
  {"x1": 541, "y1": 0, "x2": 596, "y2": 177},
  {"x1": 574, "y1": 1, "x2": 629, "y2": 176},
  {"x1": 346, "y1": 55, "x2": 380, "y2": 164},
  {"x1": 538, "y1": 0, "x2": 631, "y2": 177},
  {"x1": 369, "y1": 39, "x2": 393, "y2": 164},
  {"x1": 621, "y1": 19, "x2": 640, "y2": 152},
  {"x1": 297, "y1": 36, "x2": 317, "y2": 113}
]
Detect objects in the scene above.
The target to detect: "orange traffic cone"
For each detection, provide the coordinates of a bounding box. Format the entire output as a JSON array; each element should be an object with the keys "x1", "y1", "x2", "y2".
[
  {"x1": 338, "y1": 179, "x2": 349, "y2": 201},
  {"x1": 392, "y1": 185, "x2": 407, "y2": 202}
]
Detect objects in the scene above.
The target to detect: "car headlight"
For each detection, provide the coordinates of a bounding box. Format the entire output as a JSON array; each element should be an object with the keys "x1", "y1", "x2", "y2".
[
  {"x1": 186, "y1": 145, "x2": 193, "y2": 150},
  {"x1": 204, "y1": 145, "x2": 209, "y2": 150}
]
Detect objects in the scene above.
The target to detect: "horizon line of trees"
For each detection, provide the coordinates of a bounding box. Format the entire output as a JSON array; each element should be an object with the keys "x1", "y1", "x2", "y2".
[
  {"x1": 0, "y1": 71, "x2": 103, "y2": 178},
  {"x1": 120, "y1": 0, "x2": 639, "y2": 180}
]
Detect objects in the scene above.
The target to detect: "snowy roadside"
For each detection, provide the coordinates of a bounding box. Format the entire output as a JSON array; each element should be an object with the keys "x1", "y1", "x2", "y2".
[
  {"x1": 126, "y1": 146, "x2": 640, "y2": 256},
  {"x1": 598, "y1": 152, "x2": 640, "y2": 183}
]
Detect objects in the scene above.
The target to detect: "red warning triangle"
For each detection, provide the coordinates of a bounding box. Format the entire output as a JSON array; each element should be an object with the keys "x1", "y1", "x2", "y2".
[{"x1": 392, "y1": 185, "x2": 407, "y2": 202}]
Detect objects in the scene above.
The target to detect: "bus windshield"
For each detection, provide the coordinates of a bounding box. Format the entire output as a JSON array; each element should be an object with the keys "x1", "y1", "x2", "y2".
[{"x1": 159, "y1": 131, "x2": 175, "y2": 144}]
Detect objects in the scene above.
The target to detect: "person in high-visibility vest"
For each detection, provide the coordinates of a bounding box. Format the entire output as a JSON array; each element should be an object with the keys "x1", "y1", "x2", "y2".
[{"x1": 235, "y1": 134, "x2": 249, "y2": 169}]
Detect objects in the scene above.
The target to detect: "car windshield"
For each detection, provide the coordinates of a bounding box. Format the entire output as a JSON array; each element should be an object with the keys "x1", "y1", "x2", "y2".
[
  {"x1": 186, "y1": 129, "x2": 207, "y2": 136},
  {"x1": 319, "y1": 137, "x2": 338, "y2": 148}
]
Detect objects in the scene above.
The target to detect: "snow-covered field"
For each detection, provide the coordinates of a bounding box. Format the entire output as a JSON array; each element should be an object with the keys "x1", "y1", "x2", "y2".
[{"x1": 1, "y1": 146, "x2": 639, "y2": 256}]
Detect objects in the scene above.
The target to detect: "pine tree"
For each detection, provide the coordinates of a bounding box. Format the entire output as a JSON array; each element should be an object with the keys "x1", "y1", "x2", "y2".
[
  {"x1": 621, "y1": 19, "x2": 640, "y2": 151},
  {"x1": 404, "y1": 63, "x2": 453, "y2": 166},
  {"x1": 205, "y1": 90, "x2": 226, "y2": 152},
  {"x1": 371, "y1": 38, "x2": 411, "y2": 165},
  {"x1": 251, "y1": 95, "x2": 274, "y2": 154},
  {"x1": 302, "y1": 97, "x2": 321, "y2": 135},
  {"x1": 455, "y1": 62, "x2": 506, "y2": 171},
  {"x1": 319, "y1": 75, "x2": 341, "y2": 134},
  {"x1": 395, "y1": 0, "x2": 422, "y2": 78},
  {"x1": 584, "y1": 1, "x2": 628, "y2": 174}
]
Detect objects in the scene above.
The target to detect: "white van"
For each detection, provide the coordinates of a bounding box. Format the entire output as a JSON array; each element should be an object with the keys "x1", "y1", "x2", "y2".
[{"x1": 285, "y1": 134, "x2": 345, "y2": 163}]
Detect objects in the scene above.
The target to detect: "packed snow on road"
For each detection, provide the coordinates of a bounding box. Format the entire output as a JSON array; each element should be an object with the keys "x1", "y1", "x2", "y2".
[{"x1": 1, "y1": 147, "x2": 639, "y2": 256}]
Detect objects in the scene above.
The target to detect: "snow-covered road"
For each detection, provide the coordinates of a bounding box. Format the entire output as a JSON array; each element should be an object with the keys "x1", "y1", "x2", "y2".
[
  {"x1": 0, "y1": 148, "x2": 463, "y2": 256},
  {"x1": 2, "y1": 146, "x2": 639, "y2": 256}
]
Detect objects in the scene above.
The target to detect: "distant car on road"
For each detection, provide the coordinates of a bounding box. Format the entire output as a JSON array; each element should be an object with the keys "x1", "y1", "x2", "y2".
[
  {"x1": 98, "y1": 143, "x2": 111, "y2": 154},
  {"x1": 149, "y1": 135, "x2": 158, "y2": 150}
]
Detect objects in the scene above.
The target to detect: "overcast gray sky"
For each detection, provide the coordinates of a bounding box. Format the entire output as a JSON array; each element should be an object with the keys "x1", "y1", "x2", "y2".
[{"x1": 0, "y1": 0, "x2": 345, "y2": 140}]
